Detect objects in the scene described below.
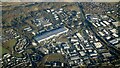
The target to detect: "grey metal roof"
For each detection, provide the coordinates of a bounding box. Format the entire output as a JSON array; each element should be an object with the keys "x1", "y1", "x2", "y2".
[{"x1": 34, "y1": 27, "x2": 68, "y2": 42}]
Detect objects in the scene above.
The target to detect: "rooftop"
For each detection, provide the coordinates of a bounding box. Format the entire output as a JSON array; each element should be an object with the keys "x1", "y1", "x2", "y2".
[{"x1": 34, "y1": 27, "x2": 68, "y2": 43}]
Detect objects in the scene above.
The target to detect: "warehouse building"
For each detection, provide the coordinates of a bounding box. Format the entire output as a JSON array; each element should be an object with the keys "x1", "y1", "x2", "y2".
[{"x1": 34, "y1": 27, "x2": 68, "y2": 43}]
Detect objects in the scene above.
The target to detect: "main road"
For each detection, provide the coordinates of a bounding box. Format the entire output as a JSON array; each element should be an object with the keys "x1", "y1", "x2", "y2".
[{"x1": 76, "y1": 2, "x2": 120, "y2": 57}]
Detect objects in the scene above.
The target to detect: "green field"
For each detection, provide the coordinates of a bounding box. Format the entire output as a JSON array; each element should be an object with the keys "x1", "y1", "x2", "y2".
[
  {"x1": 0, "y1": 46, "x2": 10, "y2": 54},
  {"x1": 2, "y1": 39, "x2": 17, "y2": 54}
]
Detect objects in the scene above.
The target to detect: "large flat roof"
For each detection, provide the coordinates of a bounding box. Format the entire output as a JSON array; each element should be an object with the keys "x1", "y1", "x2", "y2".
[{"x1": 34, "y1": 27, "x2": 68, "y2": 43}]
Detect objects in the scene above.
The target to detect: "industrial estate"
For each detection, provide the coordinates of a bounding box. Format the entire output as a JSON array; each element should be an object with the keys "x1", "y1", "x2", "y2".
[{"x1": 1, "y1": 2, "x2": 120, "y2": 68}]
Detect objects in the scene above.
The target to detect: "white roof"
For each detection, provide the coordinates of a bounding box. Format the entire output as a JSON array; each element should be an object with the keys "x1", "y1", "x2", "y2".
[
  {"x1": 109, "y1": 39, "x2": 119, "y2": 44},
  {"x1": 96, "y1": 23, "x2": 101, "y2": 27},
  {"x1": 32, "y1": 42, "x2": 37, "y2": 46},
  {"x1": 60, "y1": 8, "x2": 63, "y2": 10},
  {"x1": 110, "y1": 29, "x2": 117, "y2": 33},
  {"x1": 90, "y1": 53, "x2": 97, "y2": 56},
  {"x1": 99, "y1": 31, "x2": 105, "y2": 36},
  {"x1": 71, "y1": 56, "x2": 80, "y2": 60},
  {"x1": 112, "y1": 33, "x2": 118, "y2": 37},
  {"x1": 47, "y1": 10, "x2": 50, "y2": 12},
  {"x1": 94, "y1": 42, "x2": 102, "y2": 48},
  {"x1": 71, "y1": 39, "x2": 78, "y2": 42},
  {"x1": 51, "y1": 9, "x2": 54, "y2": 12},
  {"x1": 106, "y1": 36, "x2": 111, "y2": 40},
  {"x1": 79, "y1": 51, "x2": 85, "y2": 56},
  {"x1": 112, "y1": 21, "x2": 119, "y2": 27},
  {"x1": 103, "y1": 21, "x2": 110, "y2": 25},
  {"x1": 103, "y1": 29, "x2": 109, "y2": 35},
  {"x1": 115, "y1": 43, "x2": 120, "y2": 48},
  {"x1": 92, "y1": 23, "x2": 98, "y2": 27},
  {"x1": 85, "y1": 30, "x2": 89, "y2": 34},
  {"x1": 73, "y1": 42, "x2": 79, "y2": 45},
  {"x1": 102, "y1": 53, "x2": 111, "y2": 57},
  {"x1": 100, "y1": 22, "x2": 106, "y2": 26}
]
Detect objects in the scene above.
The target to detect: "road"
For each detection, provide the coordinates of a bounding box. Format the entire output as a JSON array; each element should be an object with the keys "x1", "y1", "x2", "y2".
[{"x1": 77, "y1": 2, "x2": 120, "y2": 58}]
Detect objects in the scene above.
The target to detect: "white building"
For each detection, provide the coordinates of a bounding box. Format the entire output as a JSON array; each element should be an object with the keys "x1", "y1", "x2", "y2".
[
  {"x1": 94, "y1": 42, "x2": 103, "y2": 48},
  {"x1": 34, "y1": 27, "x2": 68, "y2": 43}
]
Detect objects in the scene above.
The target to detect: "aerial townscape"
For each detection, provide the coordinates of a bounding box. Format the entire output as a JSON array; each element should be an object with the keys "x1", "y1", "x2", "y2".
[{"x1": 1, "y1": 2, "x2": 120, "y2": 68}]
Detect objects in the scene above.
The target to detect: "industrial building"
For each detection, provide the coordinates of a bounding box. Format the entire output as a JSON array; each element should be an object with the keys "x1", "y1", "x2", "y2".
[{"x1": 34, "y1": 27, "x2": 68, "y2": 43}]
